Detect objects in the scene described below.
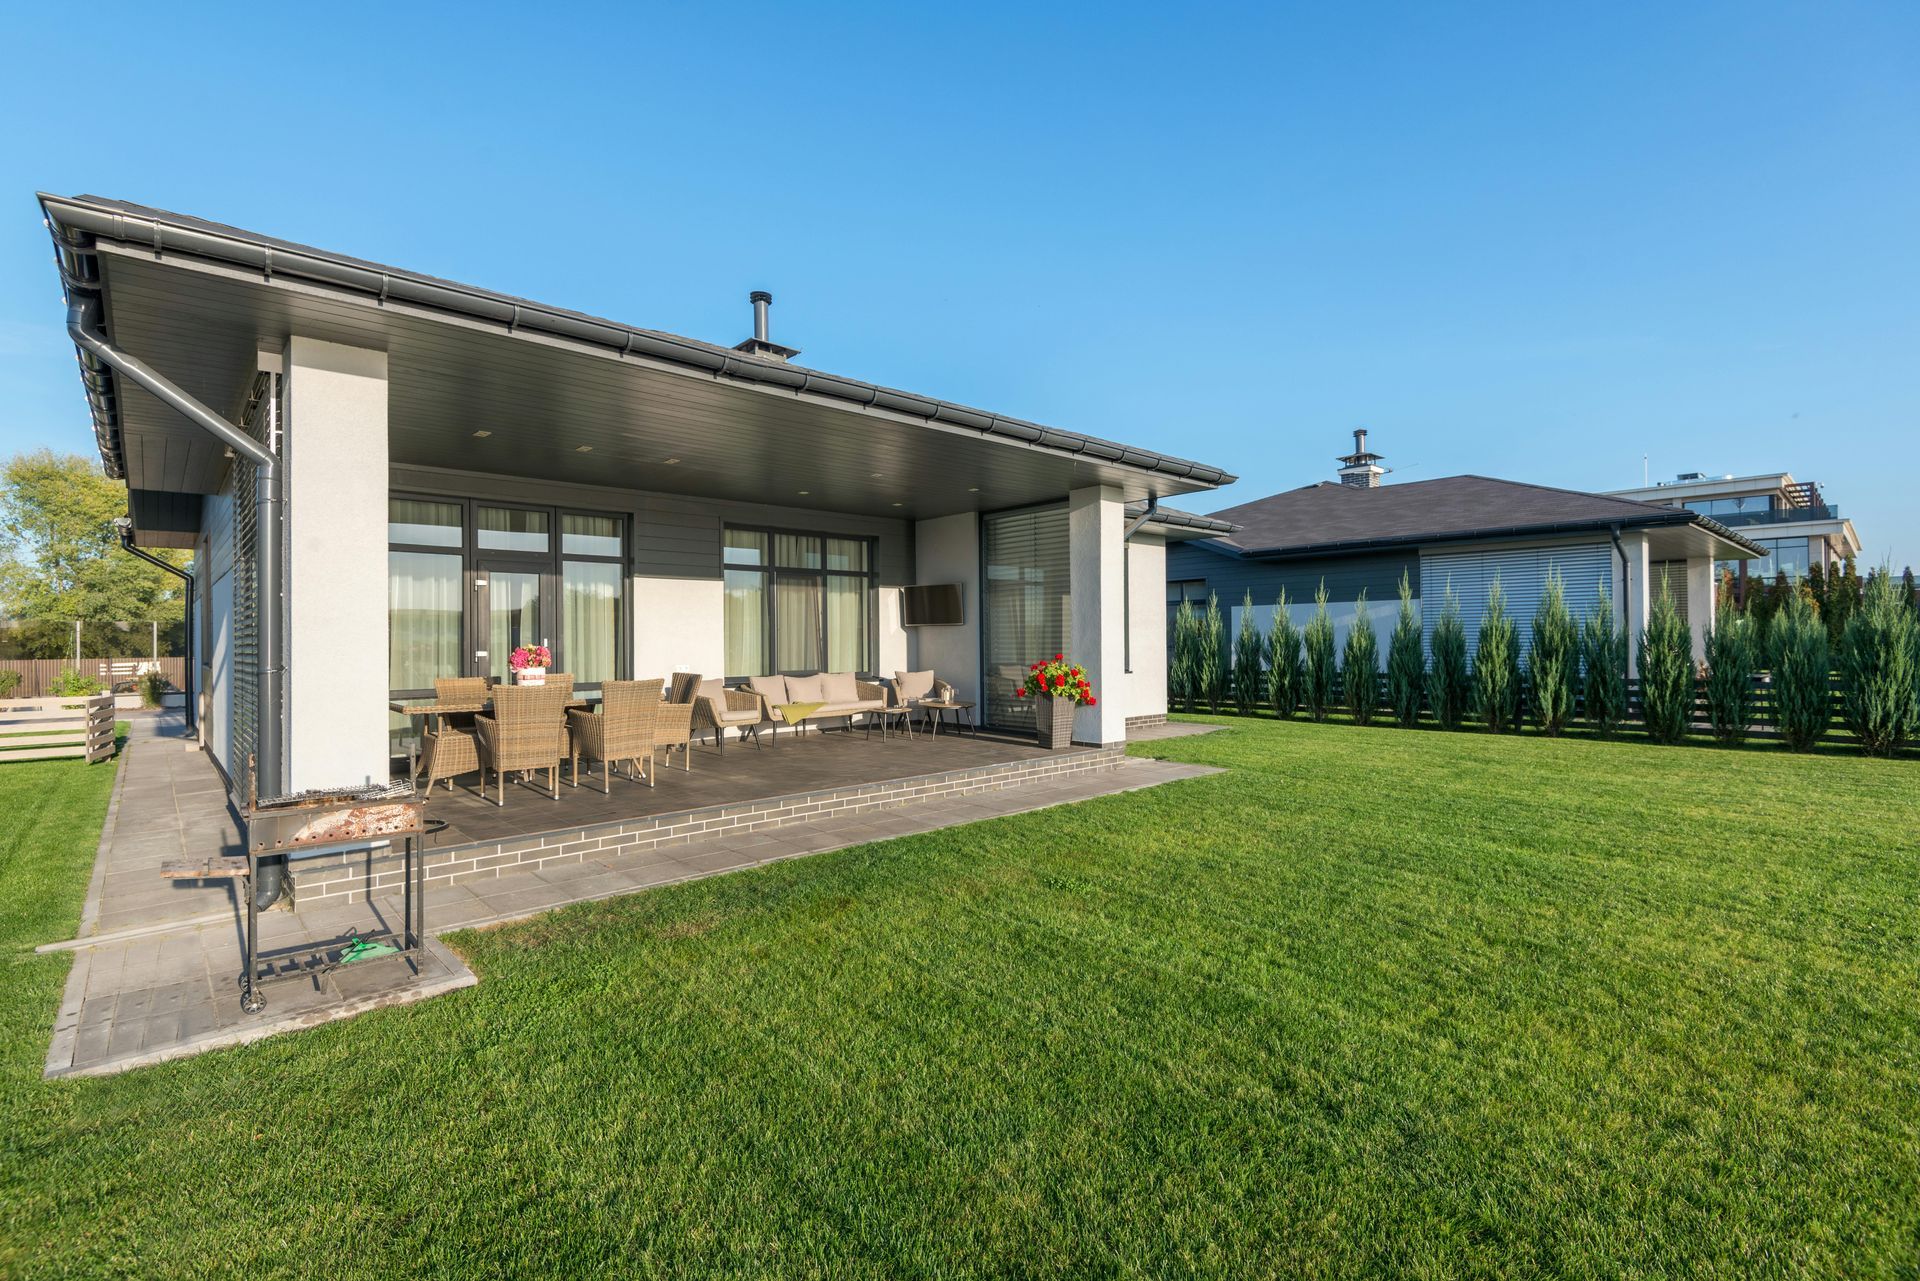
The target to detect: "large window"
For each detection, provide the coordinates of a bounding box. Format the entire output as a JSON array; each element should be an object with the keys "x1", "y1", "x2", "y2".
[
  {"x1": 982, "y1": 506, "x2": 1071, "y2": 732},
  {"x1": 723, "y1": 527, "x2": 876, "y2": 677},
  {"x1": 1683, "y1": 495, "x2": 1777, "y2": 526},
  {"x1": 387, "y1": 496, "x2": 627, "y2": 695}
]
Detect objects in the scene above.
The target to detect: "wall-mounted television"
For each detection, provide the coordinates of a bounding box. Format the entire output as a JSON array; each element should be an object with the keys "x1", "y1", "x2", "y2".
[{"x1": 902, "y1": 583, "x2": 964, "y2": 627}]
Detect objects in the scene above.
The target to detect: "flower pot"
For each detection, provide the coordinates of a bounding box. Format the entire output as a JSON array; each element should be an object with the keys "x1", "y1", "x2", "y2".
[
  {"x1": 516, "y1": 666, "x2": 547, "y2": 687},
  {"x1": 1035, "y1": 693, "x2": 1077, "y2": 750}
]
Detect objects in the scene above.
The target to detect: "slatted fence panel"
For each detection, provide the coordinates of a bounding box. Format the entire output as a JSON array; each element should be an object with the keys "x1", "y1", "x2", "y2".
[{"x1": 0, "y1": 694, "x2": 117, "y2": 763}]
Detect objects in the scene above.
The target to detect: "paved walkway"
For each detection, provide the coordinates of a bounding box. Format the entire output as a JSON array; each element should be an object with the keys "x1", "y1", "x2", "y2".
[
  {"x1": 1127, "y1": 720, "x2": 1223, "y2": 742},
  {"x1": 42, "y1": 716, "x2": 1220, "y2": 1078}
]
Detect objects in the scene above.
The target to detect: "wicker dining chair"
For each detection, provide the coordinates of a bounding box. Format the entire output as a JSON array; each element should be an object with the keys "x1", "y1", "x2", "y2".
[
  {"x1": 474, "y1": 684, "x2": 570, "y2": 805},
  {"x1": 653, "y1": 699, "x2": 695, "y2": 775},
  {"x1": 416, "y1": 676, "x2": 488, "y2": 791},
  {"x1": 568, "y1": 678, "x2": 662, "y2": 793}
]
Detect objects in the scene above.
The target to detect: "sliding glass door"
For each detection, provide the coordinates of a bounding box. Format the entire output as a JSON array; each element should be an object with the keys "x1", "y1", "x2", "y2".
[
  {"x1": 478, "y1": 563, "x2": 544, "y2": 683},
  {"x1": 981, "y1": 506, "x2": 1071, "y2": 732}
]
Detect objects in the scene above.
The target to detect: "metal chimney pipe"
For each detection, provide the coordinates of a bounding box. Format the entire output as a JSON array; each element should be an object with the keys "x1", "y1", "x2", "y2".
[
  {"x1": 750, "y1": 290, "x2": 772, "y2": 343},
  {"x1": 1354, "y1": 427, "x2": 1367, "y2": 454}
]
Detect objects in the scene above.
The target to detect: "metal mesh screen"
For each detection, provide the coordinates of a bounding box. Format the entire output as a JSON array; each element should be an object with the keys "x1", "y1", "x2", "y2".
[{"x1": 227, "y1": 371, "x2": 278, "y2": 791}]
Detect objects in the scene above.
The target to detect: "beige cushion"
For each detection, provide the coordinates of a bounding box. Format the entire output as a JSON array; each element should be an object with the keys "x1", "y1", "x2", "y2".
[
  {"x1": 894, "y1": 670, "x2": 935, "y2": 702},
  {"x1": 748, "y1": 673, "x2": 788, "y2": 704},
  {"x1": 697, "y1": 678, "x2": 726, "y2": 704},
  {"x1": 786, "y1": 673, "x2": 826, "y2": 702},
  {"x1": 823, "y1": 671, "x2": 858, "y2": 702},
  {"x1": 818, "y1": 699, "x2": 885, "y2": 716}
]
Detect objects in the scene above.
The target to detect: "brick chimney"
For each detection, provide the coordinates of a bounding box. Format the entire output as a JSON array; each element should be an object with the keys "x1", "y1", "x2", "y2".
[{"x1": 1336, "y1": 428, "x2": 1386, "y2": 488}]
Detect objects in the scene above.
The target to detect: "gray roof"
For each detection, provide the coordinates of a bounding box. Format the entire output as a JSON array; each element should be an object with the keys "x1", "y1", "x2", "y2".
[
  {"x1": 1200, "y1": 475, "x2": 1767, "y2": 558},
  {"x1": 41, "y1": 193, "x2": 1236, "y2": 493}
]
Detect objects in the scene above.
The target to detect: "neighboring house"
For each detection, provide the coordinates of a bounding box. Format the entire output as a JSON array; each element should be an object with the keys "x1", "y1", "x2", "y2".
[
  {"x1": 1167, "y1": 432, "x2": 1766, "y2": 672},
  {"x1": 1602, "y1": 471, "x2": 1862, "y2": 600},
  {"x1": 41, "y1": 193, "x2": 1237, "y2": 796}
]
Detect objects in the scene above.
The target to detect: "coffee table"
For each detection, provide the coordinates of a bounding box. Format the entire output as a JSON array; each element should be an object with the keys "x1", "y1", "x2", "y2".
[{"x1": 916, "y1": 699, "x2": 976, "y2": 737}]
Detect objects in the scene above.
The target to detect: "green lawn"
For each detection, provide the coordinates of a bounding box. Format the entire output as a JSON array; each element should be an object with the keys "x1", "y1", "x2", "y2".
[{"x1": 2, "y1": 719, "x2": 1916, "y2": 1278}]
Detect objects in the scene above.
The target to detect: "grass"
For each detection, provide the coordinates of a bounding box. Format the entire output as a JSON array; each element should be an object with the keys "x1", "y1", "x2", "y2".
[{"x1": 1, "y1": 717, "x2": 1916, "y2": 1278}]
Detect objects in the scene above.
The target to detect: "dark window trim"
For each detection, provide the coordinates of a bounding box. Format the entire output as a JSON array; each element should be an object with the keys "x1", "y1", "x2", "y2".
[{"x1": 722, "y1": 523, "x2": 879, "y2": 680}]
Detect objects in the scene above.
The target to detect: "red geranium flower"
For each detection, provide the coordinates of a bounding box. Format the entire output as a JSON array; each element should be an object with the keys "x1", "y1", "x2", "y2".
[
  {"x1": 1014, "y1": 688, "x2": 1026, "y2": 698},
  {"x1": 1053, "y1": 653, "x2": 1063, "y2": 662}
]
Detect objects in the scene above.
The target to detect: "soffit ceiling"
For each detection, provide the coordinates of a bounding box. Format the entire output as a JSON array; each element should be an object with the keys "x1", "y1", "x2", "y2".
[{"x1": 95, "y1": 246, "x2": 1216, "y2": 520}]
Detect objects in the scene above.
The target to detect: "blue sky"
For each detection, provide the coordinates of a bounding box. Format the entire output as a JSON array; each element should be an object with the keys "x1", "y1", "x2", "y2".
[{"x1": 2, "y1": 1, "x2": 1914, "y2": 564}]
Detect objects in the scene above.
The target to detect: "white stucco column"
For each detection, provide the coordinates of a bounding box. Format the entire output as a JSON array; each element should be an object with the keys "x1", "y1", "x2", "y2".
[
  {"x1": 283, "y1": 336, "x2": 390, "y2": 791},
  {"x1": 1126, "y1": 533, "x2": 1168, "y2": 722},
  {"x1": 1620, "y1": 530, "x2": 1651, "y2": 677},
  {"x1": 1686, "y1": 556, "x2": 1714, "y2": 666},
  {"x1": 1068, "y1": 485, "x2": 1127, "y2": 745},
  {"x1": 911, "y1": 512, "x2": 981, "y2": 705}
]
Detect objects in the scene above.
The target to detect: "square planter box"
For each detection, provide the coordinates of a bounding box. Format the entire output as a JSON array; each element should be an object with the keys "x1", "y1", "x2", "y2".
[{"x1": 1035, "y1": 694, "x2": 1077, "y2": 750}]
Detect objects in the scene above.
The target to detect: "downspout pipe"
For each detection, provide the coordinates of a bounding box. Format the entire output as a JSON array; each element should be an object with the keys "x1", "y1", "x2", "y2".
[
  {"x1": 67, "y1": 297, "x2": 287, "y2": 908},
  {"x1": 114, "y1": 520, "x2": 195, "y2": 737}
]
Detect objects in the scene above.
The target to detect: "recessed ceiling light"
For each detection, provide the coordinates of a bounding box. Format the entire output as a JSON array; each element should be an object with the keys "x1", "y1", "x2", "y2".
[
  {"x1": 797, "y1": 490, "x2": 810, "y2": 496},
  {"x1": 662, "y1": 457, "x2": 681, "y2": 465},
  {"x1": 575, "y1": 445, "x2": 593, "y2": 452},
  {"x1": 891, "y1": 502, "x2": 905, "y2": 508},
  {"x1": 472, "y1": 430, "x2": 492, "y2": 438},
  {"x1": 967, "y1": 486, "x2": 980, "y2": 493},
  {"x1": 870, "y1": 472, "x2": 884, "y2": 479}
]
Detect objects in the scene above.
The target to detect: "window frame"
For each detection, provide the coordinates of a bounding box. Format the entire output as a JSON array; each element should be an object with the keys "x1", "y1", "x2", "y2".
[
  {"x1": 721, "y1": 523, "x2": 879, "y2": 680},
  {"x1": 387, "y1": 492, "x2": 630, "y2": 698}
]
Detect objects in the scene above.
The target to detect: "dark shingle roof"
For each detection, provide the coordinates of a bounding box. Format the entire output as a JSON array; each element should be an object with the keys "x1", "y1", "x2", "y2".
[{"x1": 1203, "y1": 475, "x2": 1759, "y2": 558}]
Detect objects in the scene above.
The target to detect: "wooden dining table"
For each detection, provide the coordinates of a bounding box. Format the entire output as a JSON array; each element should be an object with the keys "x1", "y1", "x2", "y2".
[{"x1": 389, "y1": 694, "x2": 598, "y2": 782}]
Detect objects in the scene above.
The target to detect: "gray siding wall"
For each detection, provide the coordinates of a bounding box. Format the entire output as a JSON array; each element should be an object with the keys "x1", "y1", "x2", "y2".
[
  {"x1": 389, "y1": 465, "x2": 915, "y2": 587},
  {"x1": 1419, "y1": 539, "x2": 1613, "y2": 657},
  {"x1": 1164, "y1": 542, "x2": 1418, "y2": 609}
]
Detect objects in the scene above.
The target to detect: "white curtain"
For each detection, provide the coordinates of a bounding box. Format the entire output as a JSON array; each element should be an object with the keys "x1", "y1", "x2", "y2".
[
  {"x1": 388, "y1": 552, "x2": 462, "y2": 691},
  {"x1": 563, "y1": 562, "x2": 621, "y2": 683}
]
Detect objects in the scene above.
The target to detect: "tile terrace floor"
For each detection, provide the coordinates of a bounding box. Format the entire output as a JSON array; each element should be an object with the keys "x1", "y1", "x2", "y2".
[{"x1": 423, "y1": 721, "x2": 1070, "y2": 848}]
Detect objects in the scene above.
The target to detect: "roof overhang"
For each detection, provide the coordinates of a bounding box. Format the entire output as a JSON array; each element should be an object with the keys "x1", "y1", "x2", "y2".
[
  {"x1": 1126, "y1": 501, "x2": 1238, "y2": 542},
  {"x1": 40, "y1": 194, "x2": 1235, "y2": 526}
]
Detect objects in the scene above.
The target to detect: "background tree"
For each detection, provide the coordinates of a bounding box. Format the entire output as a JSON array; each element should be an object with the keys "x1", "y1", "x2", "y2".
[
  {"x1": 1837, "y1": 567, "x2": 1919, "y2": 756},
  {"x1": 0, "y1": 450, "x2": 189, "y2": 659},
  {"x1": 1580, "y1": 586, "x2": 1628, "y2": 735},
  {"x1": 1824, "y1": 556, "x2": 1861, "y2": 648},
  {"x1": 1472, "y1": 580, "x2": 1520, "y2": 732},
  {"x1": 1704, "y1": 596, "x2": 1758, "y2": 744},
  {"x1": 1198, "y1": 593, "x2": 1227, "y2": 714},
  {"x1": 1772, "y1": 589, "x2": 1831, "y2": 752},
  {"x1": 1385, "y1": 571, "x2": 1424, "y2": 727},
  {"x1": 1266, "y1": 589, "x2": 1302, "y2": 719},
  {"x1": 1637, "y1": 585, "x2": 1694, "y2": 745},
  {"x1": 1342, "y1": 590, "x2": 1379, "y2": 725},
  {"x1": 1426, "y1": 586, "x2": 1469, "y2": 730},
  {"x1": 1301, "y1": 583, "x2": 1337, "y2": 722},
  {"x1": 1527, "y1": 571, "x2": 1577, "y2": 736},
  {"x1": 1231, "y1": 590, "x2": 1266, "y2": 714}
]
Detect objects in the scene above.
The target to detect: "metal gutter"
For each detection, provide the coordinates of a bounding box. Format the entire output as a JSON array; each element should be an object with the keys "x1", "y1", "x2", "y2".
[
  {"x1": 1218, "y1": 511, "x2": 1767, "y2": 562},
  {"x1": 1125, "y1": 501, "x2": 1238, "y2": 536},
  {"x1": 38, "y1": 193, "x2": 1238, "y2": 492}
]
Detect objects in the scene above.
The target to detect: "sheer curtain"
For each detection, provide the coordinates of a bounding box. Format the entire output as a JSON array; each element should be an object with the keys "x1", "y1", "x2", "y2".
[
  {"x1": 826, "y1": 576, "x2": 867, "y2": 673},
  {"x1": 775, "y1": 573, "x2": 824, "y2": 672},
  {"x1": 389, "y1": 551, "x2": 462, "y2": 690},
  {"x1": 563, "y1": 562, "x2": 621, "y2": 684}
]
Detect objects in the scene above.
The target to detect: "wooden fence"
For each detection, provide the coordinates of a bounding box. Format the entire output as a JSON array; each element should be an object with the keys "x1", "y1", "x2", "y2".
[
  {"x1": 0, "y1": 694, "x2": 117, "y2": 763},
  {"x1": 0, "y1": 657, "x2": 186, "y2": 699}
]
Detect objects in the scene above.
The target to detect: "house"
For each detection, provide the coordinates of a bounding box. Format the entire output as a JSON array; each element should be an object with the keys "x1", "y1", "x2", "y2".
[
  {"x1": 1166, "y1": 432, "x2": 1766, "y2": 672},
  {"x1": 1602, "y1": 471, "x2": 1862, "y2": 602},
  {"x1": 41, "y1": 193, "x2": 1237, "y2": 798}
]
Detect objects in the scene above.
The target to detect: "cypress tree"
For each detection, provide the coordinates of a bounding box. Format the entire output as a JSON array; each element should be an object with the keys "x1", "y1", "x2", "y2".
[
  {"x1": 1301, "y1": 582, "x2": 1337, "y2": 722},
  {"x1": 1386, "y1": 570, "x2": 1424, "y2": 727},
  {"x1": 1169, "y1": 598, "x2": 1198, "y2": 713},
  {"x1": 1266, "y1": 588, "x2": 1303, "y2": 719},
  {"x1": 1426, "y1": 585, "x2": 1470, "y2": 730},
  {"x1": 1528, "y1": 571, "x2": 1577, "y2": 736},
  {"x1": 1704, "y1": 596, "x2": 1758, "y2": 743},
  {"x1": 1773, "y1": 588, "x2": 1830, "y2": 752},
  {"x1": 1473, "y1": 580, "x2": 1521, "y2": 733},
  {"x1": 1580, "y1": 586, "x2": 1628, "y2": 736},
  {"x1": 1838, "y1": 566, "x2": 1920, "y2": 756},
  {"x1": 1343, "y1": 590, "x2": 1379, "y2": 725},
  {"x1": 1638, "y1": 585, "x2": 1694, "y2": 744},
  {"x1": 1231, "y1": 590, "x2": 1266, "y2": 714},
  {"x1": 1198, "y1": 592, "x2": 1227, "y2": 714}
]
